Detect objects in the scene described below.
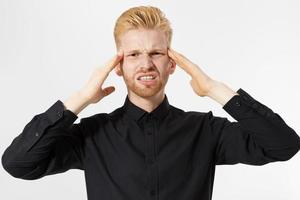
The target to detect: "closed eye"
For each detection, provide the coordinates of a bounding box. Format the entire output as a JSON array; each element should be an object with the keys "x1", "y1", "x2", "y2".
[
  {"x1": 128, "y1": 53, "x2": 139, "y2": 57},
  {"x1": 127, "y1": 52, "x2": 164, "y2": 57},
  {"x1": 151, "y1": 52, "x2": 164, "y2": 56}
]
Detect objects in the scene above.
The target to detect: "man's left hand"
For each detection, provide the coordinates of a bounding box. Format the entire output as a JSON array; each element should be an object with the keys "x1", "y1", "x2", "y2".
[{"x1": 167, "y1": 48, "x2": 216, "y2": 97}]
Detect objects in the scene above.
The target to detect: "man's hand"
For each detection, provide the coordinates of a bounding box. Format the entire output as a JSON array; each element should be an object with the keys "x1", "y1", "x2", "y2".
[
  {"x1": 63, "y1": 50, "x2": 124, "y2": 115},
  {"x1": 168, "y1": 48, "x2": 238, "y2": 106},
  {"x1": 168, "y1": 48, "x2": 215, "y2": 97},
  {"x1": 79, "y1": 50, "x2": 124, "y2": 104}
]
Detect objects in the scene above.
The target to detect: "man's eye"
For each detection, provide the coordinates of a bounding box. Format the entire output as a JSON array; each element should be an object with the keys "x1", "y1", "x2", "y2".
[
  {"x1": 152, "y1": 52, "x2": 162, "y2": 56},
  {"x1": 129, "y1": 53, "x2": 138, "y2": 57}
]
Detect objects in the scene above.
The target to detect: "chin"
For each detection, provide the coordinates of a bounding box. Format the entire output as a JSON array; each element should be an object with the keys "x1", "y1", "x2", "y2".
[
  {"x1": 124, "y1": 75, "x2": 166, "y2": 98},
  {"x1": 129, "y1": 84, "x2": 164, "y2": 98}
]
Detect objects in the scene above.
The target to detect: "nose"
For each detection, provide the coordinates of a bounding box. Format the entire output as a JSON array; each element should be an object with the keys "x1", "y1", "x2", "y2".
[{"x1": 139, "y1": 54, "x2": 154, "y2": 69}]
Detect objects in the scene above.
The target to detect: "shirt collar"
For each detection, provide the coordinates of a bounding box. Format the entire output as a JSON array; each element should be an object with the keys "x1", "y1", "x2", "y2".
[{"x1": 122, "y1": 94, "x2": 170, "y2": 122}]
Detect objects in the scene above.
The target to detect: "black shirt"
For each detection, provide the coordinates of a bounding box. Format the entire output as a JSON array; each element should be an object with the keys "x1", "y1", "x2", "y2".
[{"x1": 2, "y1": 88, "x2": 300, "y2": 200}]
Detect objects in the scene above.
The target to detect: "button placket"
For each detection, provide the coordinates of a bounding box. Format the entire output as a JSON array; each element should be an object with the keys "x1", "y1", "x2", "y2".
[
  {"x1": 144, "y1": 114, "x2": 158, "y2": 199},
  {"x1": 145, "y1": 115, "x2": 155, "y2": 164}
]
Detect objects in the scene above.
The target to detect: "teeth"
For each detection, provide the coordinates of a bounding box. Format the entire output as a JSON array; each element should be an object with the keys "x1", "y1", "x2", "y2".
[{"x1": 139, "y1": 76, "x2": 155, "y2": 80}]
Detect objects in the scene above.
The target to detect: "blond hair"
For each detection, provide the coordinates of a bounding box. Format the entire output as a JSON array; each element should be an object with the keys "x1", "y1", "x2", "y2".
[{"x1": 113, "y1": 6, "x2": 173, "y2": 50}]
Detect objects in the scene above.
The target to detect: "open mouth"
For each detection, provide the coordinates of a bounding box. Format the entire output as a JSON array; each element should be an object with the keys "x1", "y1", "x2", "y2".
[
  {"x1": 136, "y1": 74, "x2": 157, "y2": 86},
  {"x1": 137, "y1": 75, "x2": 156, "y2": 81}
]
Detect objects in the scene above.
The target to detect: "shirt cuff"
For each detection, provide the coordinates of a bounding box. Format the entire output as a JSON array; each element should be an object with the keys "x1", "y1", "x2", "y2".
[
  {"x1": 25, "y1": 100, "x2": 78, "y2": 151},
  {"x1": 45, "y1": 100, "x2": 78, "y2": 126},
  {"x1": 222, "y1": 88, "x2": 274, "y2": 121}
]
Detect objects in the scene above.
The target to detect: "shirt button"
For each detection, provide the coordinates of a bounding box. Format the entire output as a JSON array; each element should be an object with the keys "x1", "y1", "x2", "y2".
[
  {"x1": 57, "y1": 111, "x2": 62, "y2": 117},
  {"x1": 235, "y1": 101, "x2": 241, "y2": 106},
  {"x1": 35, "y1": 132, "x2": 39, "y2": 137}
]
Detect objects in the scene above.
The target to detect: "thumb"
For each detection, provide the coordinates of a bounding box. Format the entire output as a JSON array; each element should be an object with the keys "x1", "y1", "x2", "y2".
[
  {"x1": 102, "y1": 86, "x2": 115, "y2": 97},
  {"x1": 190, "y1": 79, "x2": 199, "y2": 95},
  {"x1": 190, "y1": 79, "x2": 196, "y2": 89}
]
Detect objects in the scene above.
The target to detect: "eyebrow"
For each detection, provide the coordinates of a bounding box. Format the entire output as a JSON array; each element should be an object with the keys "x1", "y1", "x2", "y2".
[{"x1": 126, "y1": 49, "x2": 166, "y2": 54}]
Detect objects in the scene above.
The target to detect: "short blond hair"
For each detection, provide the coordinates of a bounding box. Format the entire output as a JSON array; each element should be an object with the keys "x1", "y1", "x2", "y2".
[{"x1": 113, "y1": 6, "x2": 173, "y2": 50}]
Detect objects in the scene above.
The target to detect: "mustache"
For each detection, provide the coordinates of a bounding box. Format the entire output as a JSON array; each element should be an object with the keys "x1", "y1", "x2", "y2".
[{"x1": 136, "y1": 69, "x2": 157, "y2": 73}]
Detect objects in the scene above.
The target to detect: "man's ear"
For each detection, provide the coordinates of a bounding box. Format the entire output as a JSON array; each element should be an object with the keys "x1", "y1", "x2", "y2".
[
  {"x1": 115, "y1": 63, "x2": 123, "y2": 76},
  {"x1": 169, "y1": 59, "x2": 176, "y2": 75}
]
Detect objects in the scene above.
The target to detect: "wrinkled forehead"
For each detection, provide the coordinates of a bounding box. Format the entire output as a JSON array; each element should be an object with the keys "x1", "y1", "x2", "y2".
[{"x1": 120, "y1": 29, "x2": 168, "y2": 53}]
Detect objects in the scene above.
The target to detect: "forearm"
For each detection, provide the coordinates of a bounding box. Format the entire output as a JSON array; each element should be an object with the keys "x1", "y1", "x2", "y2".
[
  {"x1": 2, "y1": 100, "x2": 80, "y2": 179},
  {"x1": 216, "y1": 88, "x2": 300, "y2": 164},
  {"x1": 206, "y1": 81, "x2": 239, "y2": 106}
]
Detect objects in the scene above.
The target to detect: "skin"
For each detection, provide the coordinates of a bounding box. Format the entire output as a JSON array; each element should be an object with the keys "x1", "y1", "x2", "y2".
[
  {"x1": 64, "y1": 28, "x2": 238, "y2": 115},
  {"x1": 114, "y1": 28, "x2": 176, "y2": 112}
]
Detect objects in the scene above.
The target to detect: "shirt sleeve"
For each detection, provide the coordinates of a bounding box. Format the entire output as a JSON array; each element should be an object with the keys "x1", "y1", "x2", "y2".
[
  {"x1": 1, "y1": 100, "x2": 86, "y2": 180},
  {"x1": 211, "y1": 88, "x2": 300, "y2": 165}
]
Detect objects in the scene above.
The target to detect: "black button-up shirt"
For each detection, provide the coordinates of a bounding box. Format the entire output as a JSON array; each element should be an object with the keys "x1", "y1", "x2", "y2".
[{"x1": 2, "y1": 88, "x2": 300, "y2": 200}]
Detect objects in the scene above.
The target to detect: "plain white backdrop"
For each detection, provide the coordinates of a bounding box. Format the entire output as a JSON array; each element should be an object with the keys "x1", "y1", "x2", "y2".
[{"x1": 0, "y1": 0, "x2": 299, "y2": 199}]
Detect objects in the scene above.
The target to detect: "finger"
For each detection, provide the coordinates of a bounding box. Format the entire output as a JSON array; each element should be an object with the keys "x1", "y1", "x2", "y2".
[
  {"x1": 103, "y1": 50, "x2": 124, "y2": 73},
  {"x1": 168, "y1": 48, "x2": 204, "y2": 78},
  {"x1": 168, "y1": 48, "x2": 188, "y2": 65},
  {"x1": 95, "y1": 51, "x2": 124, "y2": 81},
  {"x1": 102, "y1": 86, "x2": 115, "y2": 97},
  {"x1": 168, "y1": 48, "x2": 197, "y2": 75}
]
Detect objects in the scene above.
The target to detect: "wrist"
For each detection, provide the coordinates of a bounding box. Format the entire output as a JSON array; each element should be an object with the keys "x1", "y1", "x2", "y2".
[
  {"x1": 63, "y1": 91, "x2": 90, "y2": 115},
  {"x1": 206, "y1": 81, "x2": 238, "y2": 106}
]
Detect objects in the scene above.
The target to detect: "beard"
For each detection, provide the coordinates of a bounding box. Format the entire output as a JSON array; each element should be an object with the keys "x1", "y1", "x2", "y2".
[{"x1": 122, "y1": 72, "x2": 166, "y2": 98}]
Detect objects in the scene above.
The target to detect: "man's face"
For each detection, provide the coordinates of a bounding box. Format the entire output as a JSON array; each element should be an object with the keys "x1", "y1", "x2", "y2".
[{"x1": 115, "y1": 28, "x2": 175, "y2": 98}]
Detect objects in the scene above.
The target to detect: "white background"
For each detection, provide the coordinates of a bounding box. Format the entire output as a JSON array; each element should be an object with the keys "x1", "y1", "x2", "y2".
[{"x1": 0, "y1": 0, "x2": 299, "y2": 199}]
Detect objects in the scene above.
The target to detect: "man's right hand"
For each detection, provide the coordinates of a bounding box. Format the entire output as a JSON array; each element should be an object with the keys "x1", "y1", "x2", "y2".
[
  {"x1": 63, "y1": 50, "x2": 124, "y2": 115},
  {"x1": 79, "y1": 51, "x2": 124, "y2": 104}
]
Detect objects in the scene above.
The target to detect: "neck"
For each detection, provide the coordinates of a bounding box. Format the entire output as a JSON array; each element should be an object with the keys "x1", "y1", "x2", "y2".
[{"x1": 127, "y1": 89, "x2": 165, "y2": 113}]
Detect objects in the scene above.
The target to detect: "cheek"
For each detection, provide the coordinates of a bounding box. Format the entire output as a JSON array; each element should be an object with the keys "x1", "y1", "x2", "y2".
[
  {"x1": 121, "y1": 66, "x2": 135, "y2": 78},
  {"x1": 155, "y1": 58, "x2": 172, "y2": 73},
  {"x1": 123, "y1": 56, "x2": 139, "y2": 63},
  {"x1": 122, "y1": 58, "x2": 140, "y2": 70}
]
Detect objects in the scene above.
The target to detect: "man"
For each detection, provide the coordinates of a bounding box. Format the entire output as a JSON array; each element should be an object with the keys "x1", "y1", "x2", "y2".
[{"x1": 2, "y1": 5, "x2": 300, "y2": 200}]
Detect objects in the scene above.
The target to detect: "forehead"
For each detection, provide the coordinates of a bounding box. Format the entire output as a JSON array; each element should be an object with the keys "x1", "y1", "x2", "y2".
[{"x1": 120, "y1": 29, "x2": 168, "y2": 51}]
